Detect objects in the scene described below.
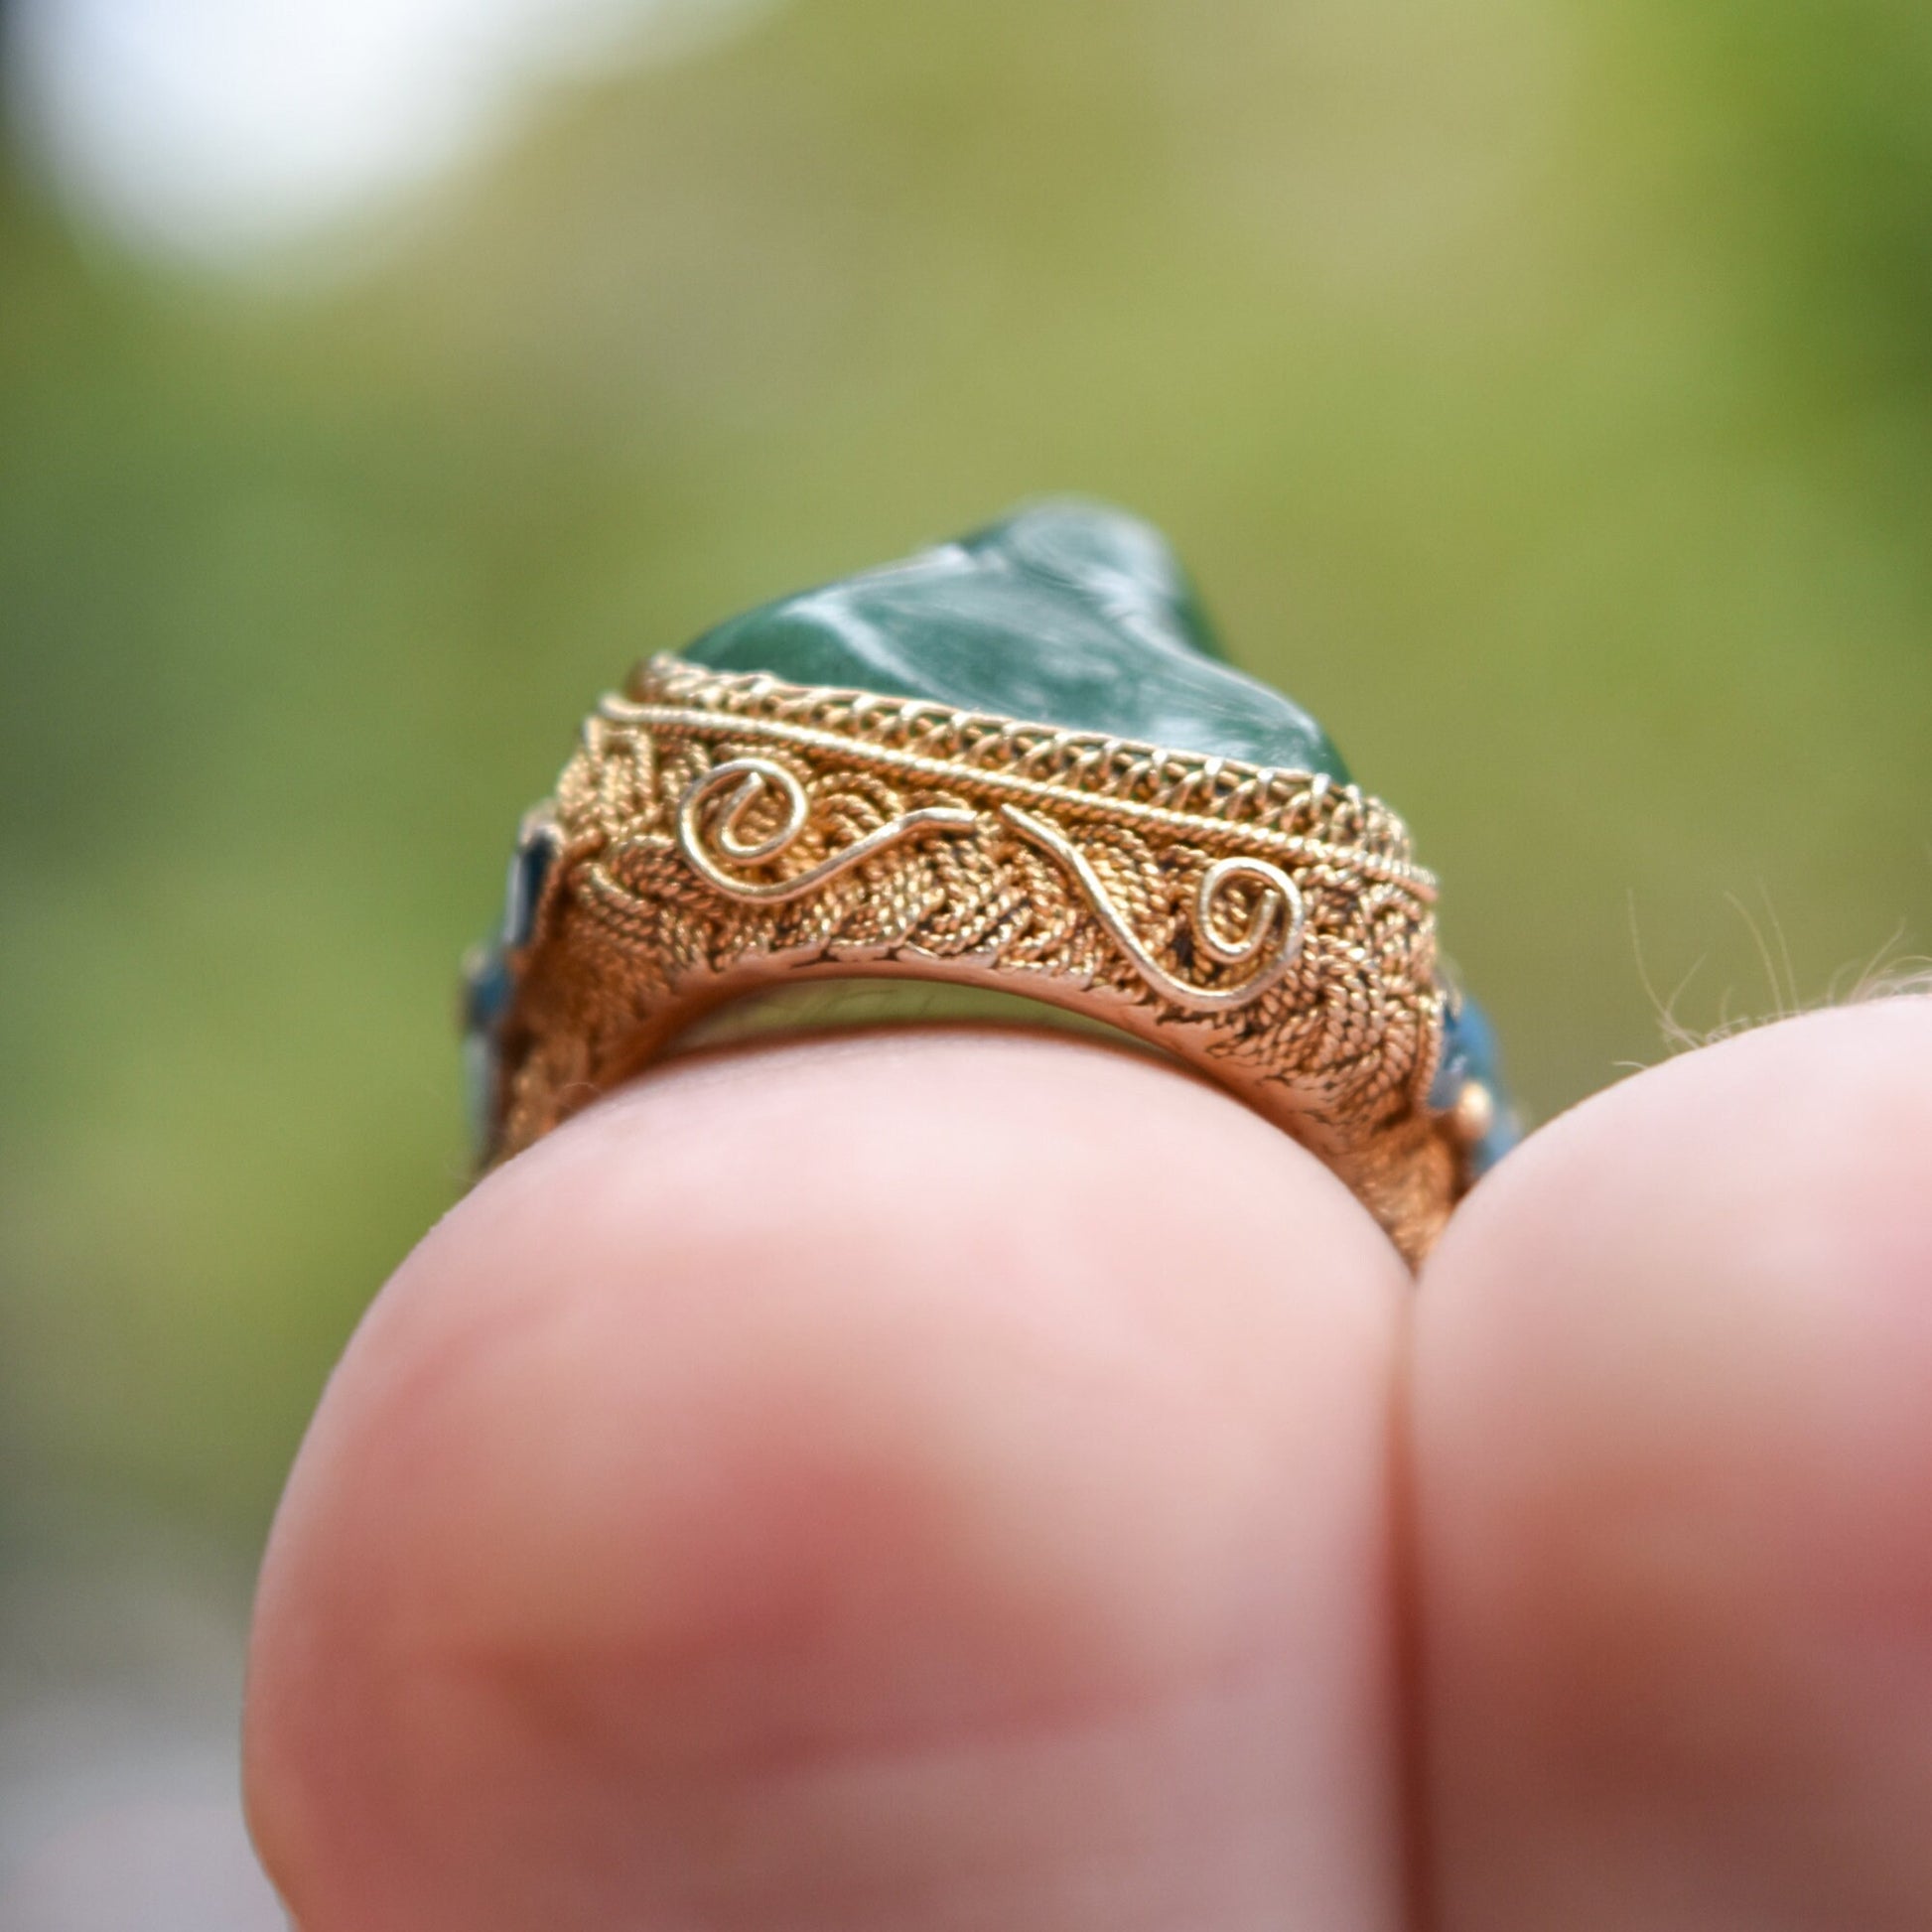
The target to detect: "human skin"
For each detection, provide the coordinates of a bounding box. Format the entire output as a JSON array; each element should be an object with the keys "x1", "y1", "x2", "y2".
[{"x1": 243, "y1": 999, "x2": 1932, "y2": 1930}]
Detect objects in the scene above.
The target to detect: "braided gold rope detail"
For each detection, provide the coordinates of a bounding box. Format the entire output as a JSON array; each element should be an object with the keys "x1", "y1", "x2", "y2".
[{"x1": 493, "y1": 656, "x2": 1463, "y2": 1262}]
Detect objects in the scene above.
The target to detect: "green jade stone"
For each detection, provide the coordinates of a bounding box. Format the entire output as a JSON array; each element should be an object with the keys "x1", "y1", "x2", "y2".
[{"x1": 682, "y1": 500, "x2": 1350, "y2": 782}]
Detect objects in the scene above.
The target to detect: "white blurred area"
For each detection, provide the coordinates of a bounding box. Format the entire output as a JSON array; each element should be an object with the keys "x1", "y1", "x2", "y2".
[
  {"x1": 0, "y1": 1540, "x2": 281, "y2": 1931},
  {"x1": 3, "y1": 0, "x2": 772, "y2": 269}
]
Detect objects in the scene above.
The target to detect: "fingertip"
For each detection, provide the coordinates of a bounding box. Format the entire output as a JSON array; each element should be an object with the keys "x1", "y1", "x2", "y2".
[
  {"x1": 1417, "y1": 1000, "x2": 1932, "y2": 1929},
  {"x1": 248, "y1": 1031, "x2": 1410, "y2": 1932}
]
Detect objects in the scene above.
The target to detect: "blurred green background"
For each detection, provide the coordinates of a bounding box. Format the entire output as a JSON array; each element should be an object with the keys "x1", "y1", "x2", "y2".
[{"x1": 4, "y1": 0, "x2": 1930, "y2": 1587}]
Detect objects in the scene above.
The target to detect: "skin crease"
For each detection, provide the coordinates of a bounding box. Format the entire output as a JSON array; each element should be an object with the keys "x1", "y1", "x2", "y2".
[{"x1": 244, "y1": 1001, "x2": 1932, "y2": 1931}]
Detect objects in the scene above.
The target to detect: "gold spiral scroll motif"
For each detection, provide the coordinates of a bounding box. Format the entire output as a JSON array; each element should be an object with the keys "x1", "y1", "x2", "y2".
[
  {"x1": 999, "y1": 803, "x2": 1306, "y2": 1013},
  {"x1": 676, "y1": 756, "x2": 981, "y2": 902}
]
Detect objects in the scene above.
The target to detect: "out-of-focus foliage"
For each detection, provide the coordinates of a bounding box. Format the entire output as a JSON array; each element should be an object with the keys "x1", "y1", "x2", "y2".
[{"x1": 3, "y1": 0, "x2": 1929, "y2": 1541}]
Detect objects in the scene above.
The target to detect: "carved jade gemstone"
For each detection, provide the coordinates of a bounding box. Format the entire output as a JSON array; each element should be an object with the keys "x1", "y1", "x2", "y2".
[{"x1": 684, "y1": 501, "x2": 1350, "y2": 781}]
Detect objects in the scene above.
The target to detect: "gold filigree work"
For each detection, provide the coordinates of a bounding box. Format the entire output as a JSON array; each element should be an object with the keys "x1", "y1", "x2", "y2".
[{"x1": 487, "y1": 655, "x2": 1469, "y2": 1262}]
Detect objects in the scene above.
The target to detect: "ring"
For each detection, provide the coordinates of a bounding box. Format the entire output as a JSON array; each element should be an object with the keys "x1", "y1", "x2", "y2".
[{"x1": 463, "y1": 503, "x2": 1516, "y2": 1264}]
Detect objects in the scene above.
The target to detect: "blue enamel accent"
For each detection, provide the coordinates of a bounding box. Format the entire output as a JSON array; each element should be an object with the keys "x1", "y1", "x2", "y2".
[
  {"x1": 463, "y1": 944, "x2": 514, "y2": 1036},
  {"x1": 502, "y1": 821, "x2": 557, "y2": 952},
  {"x1": 1432, "y1": 989, "x2": 1521, "y2": 1176},
  {"x1": 463, "y1": 817, "x2": 555, "y2": 1162},
  {"x1": 460, "y1": 942, "x2": 515, "y2": 1161}
]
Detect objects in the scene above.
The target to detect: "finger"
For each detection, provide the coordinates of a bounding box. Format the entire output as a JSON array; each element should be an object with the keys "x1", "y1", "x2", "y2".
[
  {"x1": 245, "y1": 1031, "x2": 1411, "y2": 1932},
  {"x1": 1415, "y1": 1001, "x2": 1932, "y2": 1931}
]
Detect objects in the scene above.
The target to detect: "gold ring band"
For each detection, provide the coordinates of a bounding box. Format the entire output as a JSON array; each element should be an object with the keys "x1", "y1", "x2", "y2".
[{"x1": 471, "y1": 654, "x2": 1479, "y2": 1262}]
